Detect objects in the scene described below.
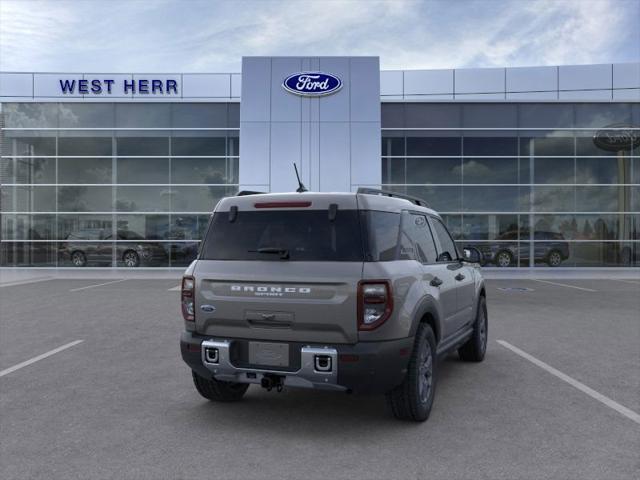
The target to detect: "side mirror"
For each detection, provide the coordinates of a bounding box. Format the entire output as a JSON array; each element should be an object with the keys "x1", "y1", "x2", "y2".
[{"x1": 463, "y1": 247, "x2": 482, "y2": 264}]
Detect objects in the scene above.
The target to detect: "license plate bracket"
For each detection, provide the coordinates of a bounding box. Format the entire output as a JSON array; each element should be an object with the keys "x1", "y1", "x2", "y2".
[{"x1": 248, "y1": 342, "x2": 289, "y2": 367}]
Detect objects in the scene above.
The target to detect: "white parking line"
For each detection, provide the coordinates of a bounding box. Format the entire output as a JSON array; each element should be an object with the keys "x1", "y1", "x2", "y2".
[
  {"x1": 69, "y1": 279, "x2": 127, "y2": 292},
  {"x1": 611, "y1": 279, "x2": 640, "y2": 286},
  {"x1": 0, "y1": 340, "x2": 84, "y2": 378},
  {"x1": 0, "y1": 277, "x2": 54, "y2": 288},
  {"x1": 497, "y1": 340, "x2": 640, "y2": 425},
  {"x1": 168, "y1": 285, "x2": 181, "y2": 291},
  {"x1": 532, "y1": 279, "x2": 596, "y2": 292}
]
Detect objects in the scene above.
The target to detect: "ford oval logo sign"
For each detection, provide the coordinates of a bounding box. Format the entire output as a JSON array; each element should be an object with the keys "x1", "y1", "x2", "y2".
[
  {"x1": 282, "y1": 72, "x2": 342, "y2": 97},
  {"x1": 593, "y1": 124, "x2": 640, "y2": 152}
]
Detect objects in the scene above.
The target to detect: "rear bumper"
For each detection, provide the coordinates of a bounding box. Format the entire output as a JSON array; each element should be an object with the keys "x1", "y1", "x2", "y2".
[{"x1": 180, "y1": 332, "x2": 413, "y2": 394}]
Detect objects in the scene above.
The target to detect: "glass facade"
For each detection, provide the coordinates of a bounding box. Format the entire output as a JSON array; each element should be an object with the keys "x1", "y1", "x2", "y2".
[
  {"x1": 1, "y1": 101, "x2": 638, "y2": 268},
  {"x1": 382, "y1": 103, "x2": 640, "y2": 267},
  {"x1": 0, "y1": 103, "x2": 239, "y2": 267}
]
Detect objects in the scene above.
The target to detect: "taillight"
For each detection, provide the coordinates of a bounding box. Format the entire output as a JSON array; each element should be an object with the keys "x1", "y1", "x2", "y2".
[
  {"x1": 358, "y1": 280, "x2": 393, "y2": 330},
  {"x1": 181, "y1": 275, "x2": 195, "y2": 322}
]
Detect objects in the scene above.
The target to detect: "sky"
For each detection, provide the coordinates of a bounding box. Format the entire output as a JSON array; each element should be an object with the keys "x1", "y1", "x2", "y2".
[{"x1": 0, "y1": 0, "x2": 638, "y2": 73}]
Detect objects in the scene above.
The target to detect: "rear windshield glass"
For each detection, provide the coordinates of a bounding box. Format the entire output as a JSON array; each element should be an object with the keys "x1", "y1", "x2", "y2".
[{"x1": 200, "y1": 210, "x2": 364, "y2": 261}]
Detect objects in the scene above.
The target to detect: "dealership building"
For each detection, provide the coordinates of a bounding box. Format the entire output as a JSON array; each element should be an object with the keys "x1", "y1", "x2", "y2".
[{"x1": 1, "y1": 57, "x2": 639, "y2": 268}]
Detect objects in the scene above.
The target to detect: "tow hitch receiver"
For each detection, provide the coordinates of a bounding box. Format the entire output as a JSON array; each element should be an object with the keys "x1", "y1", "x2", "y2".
[{"x1": 261, "y1": 374, "x2": 285, "y2": 392}]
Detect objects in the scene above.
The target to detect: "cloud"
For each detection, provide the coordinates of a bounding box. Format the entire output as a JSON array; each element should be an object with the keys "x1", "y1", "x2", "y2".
[{"x1": 0, "y1": 0, "x2": 638, "y2": 72}]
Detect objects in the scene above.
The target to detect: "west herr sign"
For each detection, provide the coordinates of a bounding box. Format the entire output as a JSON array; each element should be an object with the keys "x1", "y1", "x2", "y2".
[
  {"x1": 282, "y1": 72, "x2": 342, "y2": 97},
  {"x1": 59, "y1": 78, "x2": 179, "y2": 95}
]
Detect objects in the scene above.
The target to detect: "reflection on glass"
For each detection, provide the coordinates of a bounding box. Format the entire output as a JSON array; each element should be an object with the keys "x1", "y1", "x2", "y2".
[
  {"x1": 58, "y1": 137, "x2": 112, "y2": 156},
  {"x1": 381, "y1": 137, "x2": 404, "y2": 156},
  {"x1": 464, "y1": 137, "x2": 517, "y2": 156},
  {"x1": 171, "y1": 104, "x2": 228, "y2": 128},
  {"x1": 170, "y1": 186, "x2": 236, "y2": 212},
  {"x1": 532, "y1": 186, "x2": 575, "y2": 212},
  {"x1": 58, "y1": 104, "x2": 115, "y2": 128},
  {"x1": 1, "y1": 136, "x2": 56, "y2": 156},
  {"x1": 533, "y1": 214, "x2": 637, "y2": 241},
  {"x1": 403, "y1": 185, "x2": 462, "y2": 212},
  {"x1": 58, "y1": 214, "x2": 113, "y2": 240},
  {"x1": 114, "y1": 241, "x2": 168, "y2": 267},
  {"x1": 0, "y1": 214, "x2": 55, "y2": 240},
  {"x1": 1, "y1": 186, "x2": 56, "y2": 212},
  {"x1": 171, "y1": 158, "x2": 231, "y2": 184},
  {"x1": 520, "y1": 136, "x2": 573, "y2": 156},
  {"x1": 115, "y1": 104, "x2": 171, "y2": 128},
  {"x1": 58, "y1": 239, "x2": 113, "y2": 267},
  {"x1": 2, "y1": 104, "x2": 58, "y2": 128},
  {"x1": 462, "y1": 186, "x2": 524, "y2": 212},
  {"x1": 462, "y1": 158, "x2": 518, "y2": 184},
  {"x1": 58, "y1": 186, "x2": 112, "y2": 212},
  {"x1": 168, "y1": 215, "x2": 211, "y2": 240},
  {"x1": 0, "y1": 157, "x2": 56, "y2": 184},
  {"x1": 0, "y1": 242, "x2": 57, "y2": 266},
  {"x1": 172, "y1": 137, "x2": 226, "y2": 156},
  {"x1": 58, "y1": 158, "x2": 112, "y2": 183},
  {"x1": 168, "y1": 242, "x2": 200, "y2": 267},
  {"x1": 460, "y1": 241, "x2": 521, "y2": 268},
  {"x1": 116, "y1": 137, "x2": 169, "y2": 156},
  {"x1": 462, "y1": 214, "x2": 519, "y2": 240},
  {"x1": 533, "y1": 157, "x2": 574, "y2": 184},
  {"x1": 116, "y1": 186, "x2": 170, "y2": 212},
  {"x1": 115, "y1": 215, "x2": 170, "y2": 240},
  {"x1": 406, "y1": 158, "x2": 461, "y2": 184},
  {"x1": 117, "y1": 158, "x2": 170, "y2": 184},
  {"x1": 576, "y1": 157, "x2": 628, "y2": 184},
  {"x1": 406, "y1": 136, "x2": 460, "y2": 156},
  {"x1": 440, "y1": 215, "x2": 462, "y2": 240},
  {"x1": 382, "y1": 158, "x2": 405, "y2": 184},
  {"x1": 575, "y1": 186, "x2": 627, "y2": 212},
  {"x1": 568, "y1": 242, "x2": 639, "y2": 267}
]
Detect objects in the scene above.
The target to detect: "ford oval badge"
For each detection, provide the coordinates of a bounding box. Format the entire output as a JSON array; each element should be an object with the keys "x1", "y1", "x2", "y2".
[
  {"x1": 282, "y1": 72, "x2": 342, "y2": 97},
  {"x1": 200, "y1": 304, "x2": 216, "y2": 313},
  {"x1": 593, "y1": 124, "x2": 640, "y2": 152}
]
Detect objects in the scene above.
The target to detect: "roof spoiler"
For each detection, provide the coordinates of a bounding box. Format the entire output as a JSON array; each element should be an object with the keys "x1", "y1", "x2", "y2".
[
  {"x1": 236, "y1": 190, "x2": 266, "y2": 196},
  {"x1": 357, "y1": 187, "x2": 429, "y2": 208}
]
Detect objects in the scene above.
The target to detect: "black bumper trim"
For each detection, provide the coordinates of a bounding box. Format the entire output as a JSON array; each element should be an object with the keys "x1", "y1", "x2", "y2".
[{"x1": 180, "y1": 332, "x2": 414, "y2": 394}]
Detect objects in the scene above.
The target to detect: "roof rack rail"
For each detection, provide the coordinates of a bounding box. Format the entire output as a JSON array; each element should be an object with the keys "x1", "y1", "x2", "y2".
[
  {"x1": 236, "y1": 190, "x2": 266, "y2": 196},
  {"x1": 356, "y1": 187, "x2": 430, "y2": 208}
]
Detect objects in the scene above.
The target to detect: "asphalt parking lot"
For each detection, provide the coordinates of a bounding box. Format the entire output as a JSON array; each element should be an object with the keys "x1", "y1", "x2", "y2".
[{"x1": 1, "y1": 275, "x2": 639, "y2": 480}]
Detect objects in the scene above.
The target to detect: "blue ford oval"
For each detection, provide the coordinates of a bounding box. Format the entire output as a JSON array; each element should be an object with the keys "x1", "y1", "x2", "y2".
[{"x1": 282, "y1": 72, "x2": 342, "y2": 97}]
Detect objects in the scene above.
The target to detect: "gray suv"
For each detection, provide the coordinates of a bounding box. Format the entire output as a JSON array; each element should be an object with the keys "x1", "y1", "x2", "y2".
[{"x1": 180, "y1": 188, "x2": 487, "y2": 422}]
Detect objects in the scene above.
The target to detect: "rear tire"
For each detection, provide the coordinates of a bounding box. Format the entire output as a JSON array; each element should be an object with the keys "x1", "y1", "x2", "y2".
[
  {"x1": 546, "y1": 250, "x2": 563, "y2": 267},
  {"x1": 192, "y1": 371, "x2": 249, "y2": 402},
  {"x1": 385, "y1": 324, "x2": 437, "y2": 422},
  {"x1": 122, "y1": 250, "x2": 140, "y2": 268},
  {"x1": 458, "y1": 296, "x2": 488, "y2": 362},
  {"x1": 71, "y1": 251, "x2": 87, "y2": 267},
  {"x1": 495, "y1": 250, "x2": 513, "y2": 267}
]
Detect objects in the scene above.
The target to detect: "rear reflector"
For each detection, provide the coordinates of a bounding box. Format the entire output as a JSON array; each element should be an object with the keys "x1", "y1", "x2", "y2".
[
  {"x1": 254, "y1": 201, "x2": 312, "y2": 208},
  {"x1": 339, "y1": 354, "x2": 359, "y2": 363}
]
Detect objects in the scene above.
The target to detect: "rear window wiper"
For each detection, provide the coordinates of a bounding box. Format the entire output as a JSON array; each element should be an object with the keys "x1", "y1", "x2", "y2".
[{"x1": 248, "y1": 247, "x2": 290, "y2": 260}]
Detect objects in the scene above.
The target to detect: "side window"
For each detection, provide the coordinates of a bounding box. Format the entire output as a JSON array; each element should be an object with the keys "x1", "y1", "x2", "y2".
[
  {"x1": 363, "y1": 211, "x2": 401, "y2": 261},
  {"x1": 431, "y1": 218, "x2": 458, "y2": 262},
  {"x1": 401, "y1": 212, "x2": 438, "y2": 263}
]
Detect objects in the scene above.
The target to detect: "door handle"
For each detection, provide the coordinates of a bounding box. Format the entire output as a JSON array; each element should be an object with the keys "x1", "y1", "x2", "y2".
[
  {"x1": 455, "y1": 273, "x2": 465, "y2": 281},
  {"x1": 430, "y1": 277, "x2": 443, "y2": 287}
]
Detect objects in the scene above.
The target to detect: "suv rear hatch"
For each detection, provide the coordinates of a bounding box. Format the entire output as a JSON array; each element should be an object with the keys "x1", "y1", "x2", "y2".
[{"x1": 193, "y1": 194, "x2": 363, "y2": 344}]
